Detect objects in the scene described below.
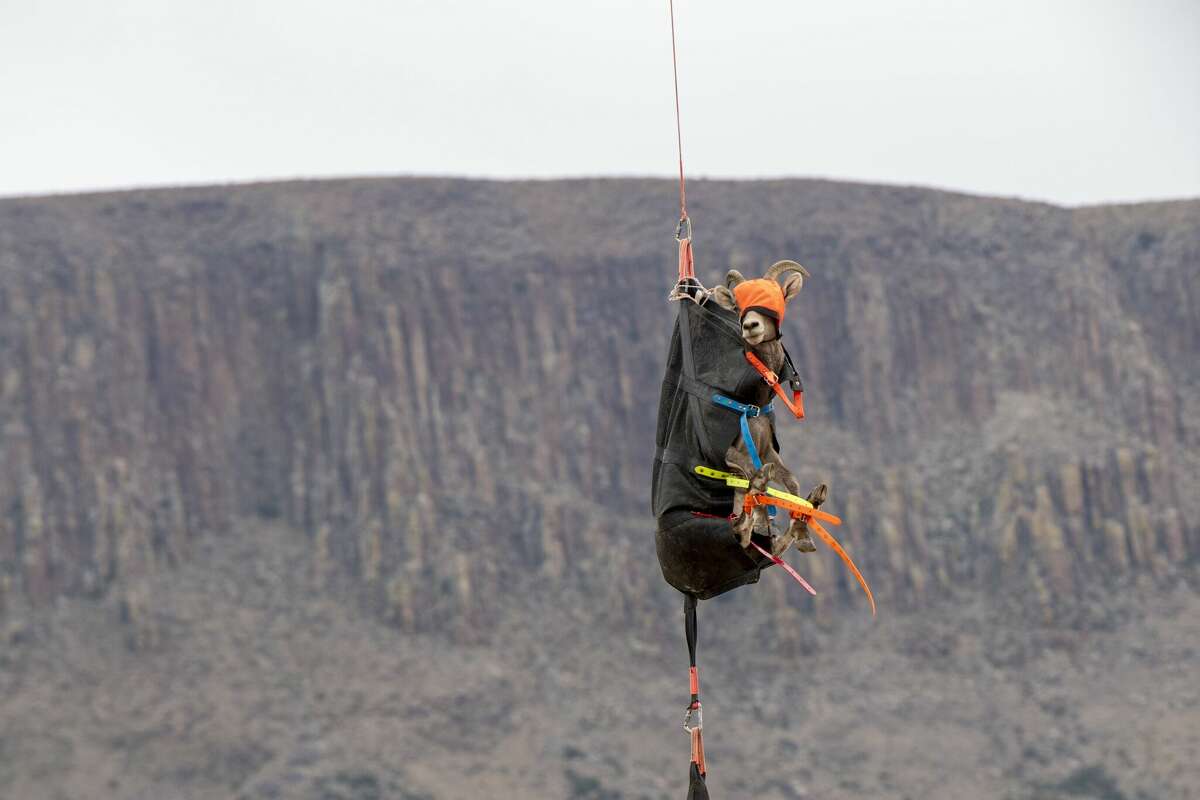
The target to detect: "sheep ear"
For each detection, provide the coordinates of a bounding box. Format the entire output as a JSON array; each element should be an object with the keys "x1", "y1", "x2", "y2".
[
  {"x1": 708, "y1": 286, "x2": 737, "y2": 311},
  {"x1": 781, "y1": 272, "x2": 804, "y2": 301},
  {"x1": 725, "y1": 269, "x2": 746, "y2": 290}
]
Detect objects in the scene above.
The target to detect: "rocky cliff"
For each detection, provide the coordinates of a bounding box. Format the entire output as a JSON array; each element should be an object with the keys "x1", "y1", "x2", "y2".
[{"x1": 1, "y1": 179, "x2": 1196, "y2": 637}]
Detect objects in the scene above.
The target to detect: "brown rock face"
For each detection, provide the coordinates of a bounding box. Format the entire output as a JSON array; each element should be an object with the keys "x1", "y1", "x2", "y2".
[{"x1": 0, "y1": 179, "x2": 1196, "y2": 633}]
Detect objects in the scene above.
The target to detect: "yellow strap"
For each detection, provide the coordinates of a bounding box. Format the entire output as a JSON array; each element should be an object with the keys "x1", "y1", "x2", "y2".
[
  {"x1": 693, "y1": 465, "x2": 814, "y2": 509},
  {"x1": 694, "y1": 465, "x2": 748, "y2": 486}
]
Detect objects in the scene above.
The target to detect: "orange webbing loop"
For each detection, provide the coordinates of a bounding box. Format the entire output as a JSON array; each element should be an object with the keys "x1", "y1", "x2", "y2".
[
  {"x1": 745, "y1": 351, "x2": 804, "y2": 419},
  {"x1": 689, "y1": 666, "x2": 699, "y2": 696},
  {"x1": 690, "y1": 727, "x2": 707, "y2": 775},
  {"x1": 677, "y1": 236, "x2": 695, "y2": 281}
]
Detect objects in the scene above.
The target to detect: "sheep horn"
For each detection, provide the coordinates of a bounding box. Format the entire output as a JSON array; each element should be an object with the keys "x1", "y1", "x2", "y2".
[{"x1": 764, "y1": 260, "x2": 810, "y2": 283}]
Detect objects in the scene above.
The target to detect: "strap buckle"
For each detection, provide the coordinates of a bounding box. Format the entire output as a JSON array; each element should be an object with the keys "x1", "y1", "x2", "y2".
[
  {"x1": 746, "y1": 351, "x2": 779, "y2": 386},
  {"x1": 712, "y1": 394, "x2": 770, "y2": 417}
]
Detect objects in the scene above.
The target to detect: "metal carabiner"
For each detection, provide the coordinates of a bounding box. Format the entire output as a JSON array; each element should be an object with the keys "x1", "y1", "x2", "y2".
[{"x1": 674, "y1": 215, "x2": 693, "y2": 243}]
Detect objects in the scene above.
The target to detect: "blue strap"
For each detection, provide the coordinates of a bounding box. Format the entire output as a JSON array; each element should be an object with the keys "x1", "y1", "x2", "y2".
[
  {"x1": 711, "y1": 394, "x2": 773, "y2": 417},
  {"x1": 738, "y1": 412, "x2": 763, "y2": 470},
  {"x1": 714, "y1": 393, "x2": 777, "y2": 519}
]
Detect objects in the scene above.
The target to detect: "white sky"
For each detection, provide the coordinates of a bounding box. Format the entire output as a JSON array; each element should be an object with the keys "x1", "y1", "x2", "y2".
[{"x1": 2, "y1": 0, "x2": 1198, "y2": 205}]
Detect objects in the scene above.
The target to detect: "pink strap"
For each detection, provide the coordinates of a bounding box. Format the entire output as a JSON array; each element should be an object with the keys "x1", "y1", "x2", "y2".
[{"x1": 750, "y1": 541, "x2": 817, "y2": 596}]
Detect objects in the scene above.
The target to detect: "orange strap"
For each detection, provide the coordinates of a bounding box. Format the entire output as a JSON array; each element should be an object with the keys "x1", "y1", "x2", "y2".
[
  {"x1": 691, "y1": 727, "x2": 706, "y2": 775},
  {"x1": 745, "y1": 351, "x2": 804, "y2": 419},
  {"x1": 742, "y1": 493, "x2": 842, "y2": 526},
  {"x1": 810, "y1": 519, "x2": 876, "y2": 616}
]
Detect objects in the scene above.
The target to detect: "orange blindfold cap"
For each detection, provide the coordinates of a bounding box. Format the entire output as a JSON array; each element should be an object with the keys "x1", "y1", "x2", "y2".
[{"x1": 733, "y1": 279, "x2": 786, "y2": 325}]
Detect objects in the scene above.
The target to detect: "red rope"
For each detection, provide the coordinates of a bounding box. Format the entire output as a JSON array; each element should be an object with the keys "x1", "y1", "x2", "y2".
[{"x1": 669, "y1": 0, "x2": 687, "y2": 222}]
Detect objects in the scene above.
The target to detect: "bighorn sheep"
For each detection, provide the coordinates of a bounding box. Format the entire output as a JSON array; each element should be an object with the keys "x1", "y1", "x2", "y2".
[{"x1": 709, "y1": 260, "x2": 828, "y2": 555}]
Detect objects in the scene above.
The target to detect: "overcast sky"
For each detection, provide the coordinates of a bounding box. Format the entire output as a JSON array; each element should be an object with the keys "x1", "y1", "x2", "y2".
[{"x1": 2, "y1": 0, "x2": 1197, "y2": 205}]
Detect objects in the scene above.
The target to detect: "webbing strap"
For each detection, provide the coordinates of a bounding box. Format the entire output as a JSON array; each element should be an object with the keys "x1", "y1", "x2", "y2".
[
  {"x1": 678, "y1": 237, "x2": 695, "y2": 282},
  {"x1": 740, "y1": 490, "x2": 843, "y2": 526},
  {"x1": 808, "y1": 519, "x2": 877, "y2": 616},
  {"x1": 691, "y1": 728, "x2": 707, "y2": 779},
  {"x1": 745, "y1": 350, "x2": 805, "y2": 420},
  {"x1": 677, "y1": 303, "x2": 713, "y2": 459},
  {"x1": 682, "y1": 595, "x2": 706, "y2": 777},
  {"x1": 711, "y1": 393, "x2": 773, "y2": 418},
  {"x1": 749, "y1": 540, "x2": 817, "y2": 595},
  {"x1": 684, "y1": 594, "x2": 698, "y2": 672},
  {"x1": 693, "y1": 465, "x2": 816, "y2": 510},
  {"x1": 664, "y1": 371, "x2": 721, "y2": 405},
  {"x1": 739, "y1": 413, "x2": 764, "y2": 471},
  {"x1": 740, "y1": 494, "x2": 875, "y2": 615}
]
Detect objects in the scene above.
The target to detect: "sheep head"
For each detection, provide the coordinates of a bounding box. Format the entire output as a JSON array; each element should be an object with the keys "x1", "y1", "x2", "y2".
[{"x1": 710, "y1": 260, "x2": 809, "y2": 346}]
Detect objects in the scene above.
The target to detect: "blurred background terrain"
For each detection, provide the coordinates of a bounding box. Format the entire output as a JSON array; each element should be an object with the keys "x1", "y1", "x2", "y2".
[{"x1": 0, "y1": 177, "x2": 1197, "y2": 799}]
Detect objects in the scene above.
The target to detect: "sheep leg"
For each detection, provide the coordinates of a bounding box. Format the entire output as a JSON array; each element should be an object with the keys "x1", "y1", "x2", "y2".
[
  {"x1": 765, "y1": 451, "x2": 820, "y2": 555},
  {"x1": 777, "y1": 482, "x2": 828, "y2": 556},
  {"x1": 725, "y1": 446, "x2": 759, "y2": 548},
  {"x1": 744, "y1": 418, "x2": 781, "y2": 536},
  {"x1": 745, "y1": 462, "x2": 776, "y2": 537}
]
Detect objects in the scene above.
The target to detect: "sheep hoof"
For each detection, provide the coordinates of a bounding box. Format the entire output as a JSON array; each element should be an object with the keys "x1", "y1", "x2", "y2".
[
  {"x1": 790, "y1": 484, "x2": 826, "y2": 553},
  {"x1": 794, "y1": 530, "x2": 817, "y2": 552}
]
